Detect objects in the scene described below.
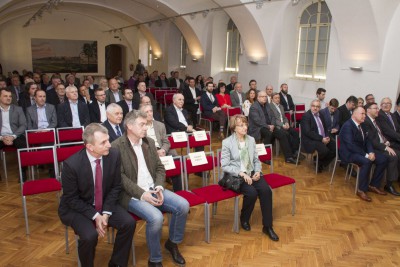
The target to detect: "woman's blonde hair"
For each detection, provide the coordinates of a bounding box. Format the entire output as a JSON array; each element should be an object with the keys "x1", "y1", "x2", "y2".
[{"x1": 229, "y1": 114, "x2": 248, "y2": 132}]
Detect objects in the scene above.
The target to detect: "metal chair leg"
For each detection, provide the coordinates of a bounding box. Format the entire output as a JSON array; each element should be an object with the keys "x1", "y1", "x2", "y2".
[
  {"x1": 204, "y1": 203, "x2": 210, "y2": 243},
  {"x1": 75, "y1": 235, "x2": 81, "y2": 267},
  {"x1": 65, "y1": 225, "x2": 70, "y2": 254},
  {"x1": 22, "y1": 196, "x2": 29, "y2": 235},
  {"x1": 292, "y1": 183, "x2": 296, "y2": 216}
]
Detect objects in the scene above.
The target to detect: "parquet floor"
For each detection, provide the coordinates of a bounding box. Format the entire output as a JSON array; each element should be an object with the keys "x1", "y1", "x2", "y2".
[{"x1": 1, "y1": 136, "x2": 400, "y2": 267}]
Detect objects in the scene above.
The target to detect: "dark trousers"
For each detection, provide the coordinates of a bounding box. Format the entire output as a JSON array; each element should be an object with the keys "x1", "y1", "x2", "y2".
[
  {"x1": 0, "y1": 135, "x2": 27, "y2": 149},
  {"x1": 171, "y1": 175, "x2": 183, "y2": 191},
  {"x1": 382, "y1": 149, "x2": 400, "y2": 183},
  {"x1": 239, "y1": 177, "x2": 273, "y2": 227},
  {"x1": 303, "y1": 139, "x2": 336, "y2": 167},
  {"x1": 260, "y1": 127, "x2": 294, "y2": 159},
  {"x1": 206, "y1": 110, "x2": 227, "y2": 130},
  {"x1": 184, "y1": 104, "x2": 198, "y2": 127},
  {"x1": 350, "y1": 152, "x2": 388, "y2": 192},
  {"x1": 69, "y1": 205, "x2": 136, "y2": 267}
]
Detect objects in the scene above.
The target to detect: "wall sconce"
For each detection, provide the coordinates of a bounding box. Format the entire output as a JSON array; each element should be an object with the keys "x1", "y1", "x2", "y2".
[
  {"x1": 349, "y1": 66, "x2": 363, "y2": 71},
  {"x1": 192, "y1": 58, "x2": 198, "y2": 62},
  {"x1": 249, "y1": 60, "x2": 258, "y2": 65}
]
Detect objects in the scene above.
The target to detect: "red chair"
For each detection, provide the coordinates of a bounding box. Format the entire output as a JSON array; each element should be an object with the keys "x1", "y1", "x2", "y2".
[
  {"x1": 199, "y1": 104, "x2": 216, "y2": 132},
  {"x1": 295, "y1": 103, "x2": 306, "y2": 112},
  {"x1": 1, "y1": 145, "x2": 17, "y2": 181},
  {"x1": 161, "y1": 93, "x2": 175, "y2": 117},
  {"x1": 187, "y1": 131, "x2": 212, "y2": 153},
  {"x1": 17, "y1": 146, "x2": 61, "y2": 234},
  {"x1": 296, "y1": 125, "x2": 319, "y2": 174},
  {"x1": 55, "y1": 142, "x2": 85, "y2": 179},
  {"x1": 56, "y1": 126, "x2": 84, "y2": 144},
  {"x1": 226, "y1": 107, "x2": 242, "y2": 136},
  {"x1": 188, "y1": 151, "x2": 240, "y2": 243},
  {"x1": 257, "y1": 144, "x2": 274, "y2": 173},
  {"x1": 329, "y1": 135, "x2": 341, "y2": 185},
  {"x1": 167, "y1": 132, "x2": 188, "y2": 154},
  {"x1": 25, "y1": 128, "x2": 56, "y2": 147}
]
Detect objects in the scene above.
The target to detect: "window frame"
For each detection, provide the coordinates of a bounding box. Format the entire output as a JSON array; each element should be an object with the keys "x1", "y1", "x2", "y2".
[{"x1": 225, "y1": 19, "x2": 240, "y2": 72}]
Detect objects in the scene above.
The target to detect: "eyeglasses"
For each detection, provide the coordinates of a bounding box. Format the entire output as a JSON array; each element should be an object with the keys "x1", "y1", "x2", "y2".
[
  {"x1": 382, "y1": 103, "x2": 392, "y2": 106},
  {"x1": 311, "y1": 105, "x2": 321, "y2": 108}
]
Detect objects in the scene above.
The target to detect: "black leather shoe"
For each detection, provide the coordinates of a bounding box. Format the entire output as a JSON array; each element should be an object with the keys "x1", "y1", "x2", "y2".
[
  {"x1": 240, "y1": 220, "x2": 251, "y2": 231},
  {"x1": 148, "y1": 260, "x2": 163, "y2": 267},
  {"x1": 108, "y1": 261, "x2": 122, "y2": 267},
  {"x1": 262, "y1": 160, "x2": 271, "y2": 165},
  {"x1": 262, "y1": 226, "x2": 279, "y2": 241},
  {"x1": 384, "y1": 185, "x2": 400, "y2": 196},
  {"x1": 285, "y1": 158, "x2": 296, "y2": 164},
  {"x1": 164, "y1": 239, "x2": 185, "y2": 265}
]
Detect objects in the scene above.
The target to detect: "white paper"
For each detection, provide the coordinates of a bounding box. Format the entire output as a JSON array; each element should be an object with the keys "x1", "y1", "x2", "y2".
[
  {"x1": 188, "y1": 151, "x2": 207, "y2": 166},
  {"x1": 256, "y1": 144, "x2": 267, "y2": 156},
  {"x1": 171, "y1": 131, "x2": 188, "y2": 142},
  {"x1": 193, "y1": 130, "x2": 207, "y2": 141},
  {"x1": 159, "y1": 155, "x2": 176, "y2": 171}
]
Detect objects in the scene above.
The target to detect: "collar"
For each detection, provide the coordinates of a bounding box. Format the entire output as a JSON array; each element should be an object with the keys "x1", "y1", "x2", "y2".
[
  {"x1": 174, "y1": 104, "x2": 183, "y2": 111},
  {"x1": 367, "y1": 115, "x2": 375, "y2": 123},
  {"x1": 351, "y1": 118, "x2": 361, "y2": 127},
  {"x1": 86, "y1": 149, "x2": 102, "y2": 163},
  {"x1": 36, "y1": 104, "x2": 46, "y2": 108},
  {"x1": 0, "y1": 105, "x2": 10, "y2": 112}
]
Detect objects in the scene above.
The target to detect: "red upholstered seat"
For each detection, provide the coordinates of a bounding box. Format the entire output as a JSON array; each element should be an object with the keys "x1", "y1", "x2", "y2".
[
  {"x1": 167, "y1": 135, "x2": 188, "y2": 150},
  {"x1": 258, "y1": 146, "x2": 272, "y2": 162},
  {"x1": 165, "y1": 159, "x2": 182, "y2": 177},
  {"x1": 20, "y1": 148, "x2": 56, "y2": 166},
  {"x1": 264, "y1": 173, "x2": 296, "y2": 188},
  {"x1": 23, "y1": 178, "x2": 62, "y2": 196},
  {"x1": 175, "y1": 190, "x2": 207, "y2": 206},
  {"x1": 185, "y1": 155, "x2": 214, "y2": 174},
  {"x1": 57, "y1": 127, "x2": 84, "y2": 143},
  {"x1": 56, "y1": 143, "x2": 85, "y2": 162},
  {"x1": 188, "y1": 133, "x2": 211, "y2": 148},
  {"x1": 191, "y1": 184, "x2": 240, "y2": 204}
]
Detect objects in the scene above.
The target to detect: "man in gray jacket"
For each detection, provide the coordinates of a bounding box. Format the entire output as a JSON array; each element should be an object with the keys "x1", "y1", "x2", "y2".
[{"x1": 26, "y1": 89, "x2": 57, "y2": 130}]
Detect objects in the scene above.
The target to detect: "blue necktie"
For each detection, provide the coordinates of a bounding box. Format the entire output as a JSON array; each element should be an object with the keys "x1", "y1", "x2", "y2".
[{"x1": 115, "y1": 125, "x2": 122, "y2": 137}]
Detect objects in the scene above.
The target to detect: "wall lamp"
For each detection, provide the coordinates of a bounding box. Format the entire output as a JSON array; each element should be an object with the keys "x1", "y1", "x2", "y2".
[
  {"x1": 349, "y1": 66, "x2": 363, "y2": 71},
  {"x1": 249, "y1": 60, "x2": 258, "y2": 65}
]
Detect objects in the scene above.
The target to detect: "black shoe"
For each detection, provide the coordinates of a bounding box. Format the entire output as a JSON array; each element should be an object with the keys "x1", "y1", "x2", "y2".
[
  {"x1": 165, "y1": 239, "x2": 185, "y2": 265},
  {"x1": 262, "y1": 226, "x2": 279, "y2": 241},
  {"x1": 317, "y1": 165, "x2": 324, "y2": 173},
  {"x1": 240, "y1": 220, "x2": 251, "y2": 231},
  {"x1": 384, "y1": 185, "x2": 400, "y2": 196},
  {"x1": 194, "y1": 172, "x2": 203, "y2": 177},
  {"x1": 108, "y1": 261, "x2": 122, "y2": 267},
  {"x1": 148, "y1": 260, "x2": 163, "y2": 267},
  {"x1": 262, "y1": 160, "x2": 271, "y2": 165},
  {"x1": 285, "y1": 158, "x2": 296, "y2": 164}
]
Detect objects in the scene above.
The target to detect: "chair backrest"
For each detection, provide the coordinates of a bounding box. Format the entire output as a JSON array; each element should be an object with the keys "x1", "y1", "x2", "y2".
[
  {"x1": 165, "y1": 156, "x2": 184, "y2": 190},
  {"x1": 167, "y1": 133, "x2": 189, "y2": 150},
  {"x1": 25, "y1": 128, "x2": 56, "y2": 147},
  {"x1": 164, "y1": 93, "x2": 175, "y2": 107},
  {"x1": 56, "y1": 126, "x2": 84, "y2": 144},
  {"x1": 183, "y1": 151, "x2": 215, "y2": 189},
  {"x1": 227, "y1": 106, "x2": 242, "y2": 117},
  {"x1": 257, "y1": 144, "x2": 274, "y2": 173},
  {"x1": 187, "y1": 131, "x2": 211, "y2": 153},
  {"x1": 55, "y1": 142, "x2": 85, "y2": 163},
  {"x1": 295, "y1": 103, "x2": 306, "y2": 112},
  {"x1": 18, "y1": 146, "x2": 56, "y2": 167},
  {"x1": 335, "y1": 135, "x2": 340, "y2": 157}
]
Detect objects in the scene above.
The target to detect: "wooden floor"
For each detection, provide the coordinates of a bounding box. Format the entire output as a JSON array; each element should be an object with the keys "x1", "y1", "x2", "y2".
[{"x1": 1, "y1": 136, "x2": 400, "y2": 267}]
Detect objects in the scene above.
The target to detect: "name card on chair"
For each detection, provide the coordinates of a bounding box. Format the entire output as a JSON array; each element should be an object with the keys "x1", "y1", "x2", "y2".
[
  {"x1": 189, "y1": 151, "x2": 207, "y2": 166},
  {"x1": 256, "y1": 144, "x2": 267, "y2": 156},
  {"x1": 193, "y1": 130, "x2": 207, "y2": 141},
  {"x1": 159, "y1": 155, "x2": 175, "y2": 170},
  {"x1": 171, "y1": 131, "x2": 187, "y2": 142}
]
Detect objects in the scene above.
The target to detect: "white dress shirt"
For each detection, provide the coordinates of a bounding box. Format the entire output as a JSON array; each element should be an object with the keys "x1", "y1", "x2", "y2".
[
  {"x1": 189, "y1": 87, "x2": 198, "y2": 104},
  {"x1": 69, "y1": 100, "x2": 81, "y2": 127},
  {"x1": 98, "y1": 101, "x2": 107, "y2": 122},
  {"x1": 37, "y1": 104, "x2": 49, "y2": 129},
  {"x1": 174, "y1": 105, "x2": 188, "y2": 126}
]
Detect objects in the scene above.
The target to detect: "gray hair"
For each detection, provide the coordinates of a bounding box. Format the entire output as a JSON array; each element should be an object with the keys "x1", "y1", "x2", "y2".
[
  {"x1": 65, "y1": 85, "x2": 78, "y2": 93},
  {"x1": 173, "y1": 93, "x2": 184, "y2": 101},
  {"x1": 83, "y1": 123, "x2": 108, "y2": 145},
  {"x1": 123, "y1": 110, "x2": 147, "y2": 130},
  {"x1": 106, "y1": 103, "x2": 122, "y2": 114}
]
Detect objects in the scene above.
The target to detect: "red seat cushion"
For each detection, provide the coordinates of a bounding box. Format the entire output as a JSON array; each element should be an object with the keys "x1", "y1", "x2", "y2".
[
  {"x1": 22, "y1": 178, "x2": 62, "y2": 196},
  {"x1": 185, "y1": 156, "x2": 214, "y2": 174},
  {"x1": 188, "y1": 134, "x2": 211, "y2": 148},
  {"x1": 175, "y1": 190, "x2": 206, "y2": 206},
  {"x1": 264, "y1": 173, "x2": 295, "y2": 189},
  {"x1": 129, "y1": 212, "x2": 142, "y2": 221},
  {"x1": 192, "y1": 184, "x2": 240, "y2": 204},
  {"x1": 165, "y1": 160, "x2": 182, "y2": 177}
]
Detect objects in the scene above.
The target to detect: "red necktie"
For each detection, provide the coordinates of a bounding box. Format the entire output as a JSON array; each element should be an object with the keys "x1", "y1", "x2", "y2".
[{"x1": 95, "y1": 159, "x2": 103, "y2": 212}]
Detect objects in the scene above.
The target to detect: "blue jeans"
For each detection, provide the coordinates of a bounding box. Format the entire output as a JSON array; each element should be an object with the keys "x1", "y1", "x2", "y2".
[{"x1": 128, "y1": 189, "x2": 189, "y2": 262}]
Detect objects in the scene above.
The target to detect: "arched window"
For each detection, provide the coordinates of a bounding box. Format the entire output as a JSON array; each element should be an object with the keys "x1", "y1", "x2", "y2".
[
  {"x1": 225, "y1": 19, "x2": 240, "y2": 72},
  {"x1": 180, "y1": 35, "x2": 187, "y2": 69},
  {"x1": 296, "y1": 0, "x2": 331, "y2": 79}
]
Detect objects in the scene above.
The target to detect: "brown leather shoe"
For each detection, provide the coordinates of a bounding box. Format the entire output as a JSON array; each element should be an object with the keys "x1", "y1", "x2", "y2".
[
  {"x1": 368, "y1": 185, "x2": 387, "y2": 195},
  {"x1": 356, "y1": 191, "x2": 372, "y2": 202}
]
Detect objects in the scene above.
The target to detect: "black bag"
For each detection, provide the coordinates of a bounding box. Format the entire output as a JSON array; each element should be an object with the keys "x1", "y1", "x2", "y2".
[{"x1": 218, "y1": 172, "x2": 244, "y2": 193}]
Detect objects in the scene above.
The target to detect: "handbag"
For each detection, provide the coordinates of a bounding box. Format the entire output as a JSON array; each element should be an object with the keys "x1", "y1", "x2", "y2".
[{"x1": 218, "y1": 172, "x2": 244, "y2": 193}]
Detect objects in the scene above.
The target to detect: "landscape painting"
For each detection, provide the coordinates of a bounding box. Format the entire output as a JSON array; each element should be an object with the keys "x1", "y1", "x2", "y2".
[{"x1": 31, "y1": 38, "x2": 98, "y2": 73}]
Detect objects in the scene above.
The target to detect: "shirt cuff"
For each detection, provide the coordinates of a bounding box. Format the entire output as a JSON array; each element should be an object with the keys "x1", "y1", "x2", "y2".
[
  {"x1": 155, "y1": 185, "x2": 164, "y2": 191},
  {"x1": 103, "y1": 211, "x2": 112, "y2": 216},
  {"x1": 92, "y1": 212, "x2": 100, "y2": 220},
  {"x1": 365, "y1": 153, "x2": 369, "y2": 158}
]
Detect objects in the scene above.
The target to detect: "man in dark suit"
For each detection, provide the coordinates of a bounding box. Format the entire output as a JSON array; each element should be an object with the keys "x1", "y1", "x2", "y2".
[
  {"x1": 86, "y1": 75, "x2": 99, "y2": 95},
  {"x1": 319, "y1": 98, "x2": 340, "y2": 138},
  {"x1": 89, "y1": 88, "x2": 108, "y2": 123},
  {"x1": 364, "y1": 102, "x2": 400, "y2": 196},
  {"x1": 57, "y1": 86, "x2": 90, "y2": 127},
  {"x1": 182, "y1": 77, "x2": 201, "y2": 127},
  {"x1": 18, "y1": 82, "x2": 38, "y2": 114},
  {"x1": 58, "y1": 123, "x2": 135, "y2": 267},
  {"x1": 376, "y1": 97, "x2": 400, "y2": 151},
  {"x1": 338, "y1": 95, "x2": 357, "y2": 128},
  {"x1": 200, "y1": 82, "x2": 227, "y2": 140},
  {"x1": 117, "y1": 88, "x2": 134, "y2": 119},
  {"x1": 339, "y1": 107, "x2": 388, "y2": 202},
  {"x1": 46, "y1": 83, "x2": 68, "y2": 108},
  {"x1": 279, "y1": 83, "x2": 295, "y2": 113},
  {"x1": 300, "y1": 99, "x2": 335, "y2": 172},
  {"x1": 102, "y1": 103, "x2": 124, "y2": 143},
  {"x1": 8, "y1": 74, "x2": 22, "y2": 104},
  {"x1": 105, "y1": 78, "x2": 123, "y2": 104},
  {"x1": 111, "y1": 110, "x2": 189, "y2": 267},
  {"x1": 164, "y1": 93, "x2": 194, "y2": 134},
  {"x1": 248, "y1": 91, "x2": 296, "y2": 164},
  {"x1": 78, "y1": 85, "x2": 92, "y2": 105},
  {"x1": 26, "y1": 89, "x2": 57, "y2": 129},
  {"x1": 226, "y1": 76, "x2": 237, "y2": 95},
  {"x1": 393, "y1": 102, "x2": 400, "y2": 126},
  {"x1": 169, "y1": 71, "x2": 183, "y2": 89},
  {"x1": 155, "y1": 72, "x2": 170, "y2": 88},
  {"x1": 132, "y1": 82, "x2": 156, "y2": 111}
]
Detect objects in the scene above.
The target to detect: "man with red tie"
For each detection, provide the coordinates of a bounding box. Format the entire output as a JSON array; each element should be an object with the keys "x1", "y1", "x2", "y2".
[{"x1": 58, "y1": 123, "x2": 135, "y2": 267}]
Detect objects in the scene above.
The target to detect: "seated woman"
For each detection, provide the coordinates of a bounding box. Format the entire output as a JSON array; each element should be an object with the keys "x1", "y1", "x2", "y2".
[
  {"x1": 242, "y1": 89, "x2": 257, "y2": 117},
  {"x1": 215, "y1": 82, "x2": 232, "y2": 112},
  {"x1": 220, "y1": 114, "x2": 279, "y2": 241}
]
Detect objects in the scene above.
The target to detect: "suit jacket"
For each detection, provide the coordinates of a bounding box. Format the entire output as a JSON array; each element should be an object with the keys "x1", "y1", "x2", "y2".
[
  {"x1": 320, "y1": 107, "x2": 340, "y2": 132},
  {"x1": 279, "y1": 92, "x2": 295, "y2": 111},
  {"x1": 226, "y1": 83, "x2": 235, "y2": 94},
  {"x1": 182, "y1": 87, "x2": 201, "y2": 108},
  {"x1": 26, "y1": 104, "x2": 57, "y2": 130},
  {"x1": 221, "y1": 134, "x2": 261, "y2": 175},
  {"x1": 151, "y1": 120, "x2": 177, "y2": 156},
  {"x1": 155, "y1": 79, "x2": 170, "y2": 88},
  {"x1": 164, "y1": 105, "x2": 192, "y2": 134},
  {"x1": 46, "y1": 89, "x2": 68, "y2": 108},
  {"x1": 200, "y1": 92, "x2": 222, "y2": 117},
  {"x1": 375, "y1": 109, "x2": 400, "y2": 144},
  {"x1": 111, "y1": 136, "x2": 165, "y2": 210},
  {"x1": 105, "y1": 90, "x2": 123, "y2": 104},
  {"x1": 363, "y1": 116, "x2": 386, "y2": 152},
  {"x1": 89, "y1": 101, "x2": 109, "y2": 123},
  {"x1": 338, "y1": 104, "x2": 351, "y2": 128},
  {"x1": 132, "y1": 92, "x2": 156, "y2": 111},
  {"x1": 8, "y1": 85, "x2": 21, "y2": 105},
  {"x1": 393, "y1": 110, "x2": 400, "y2": 126},
  {"x1": 339, "y1": 119, "x2": 373, "y2": 163},
  {"x1": 300, "y1": 110, "x2": 328, "y2": 153},
  {"x1": 269, "y1": 103, "x2": 288, "y2": 128},
  {"x1": 169, "y1": 78, "x2": 183, "y2": 88},
  {"x1": 102, "y1": 120, "x2": 124, "y2": 143},
  {"x1": 117, "y1": 100, "x2": 131, "y2": 119},
  {"x1": 248, "y1": 101, "x2": 274, "y2": 141},
  {"x1": 230, "y1": 91, "x2": 246, "y2": 107},
  {"x1": 0, "y1": 104, "x2": 26, "y2": 137},
  {"x1": 18, "y1": 92, "x2": 35, "y2": 114},
  {"x1": 57, "y1": 101, "x2": 90, "y2": 127},
  {"x1": 58, "y1": 148, "x2": 122, "y2": 225}
]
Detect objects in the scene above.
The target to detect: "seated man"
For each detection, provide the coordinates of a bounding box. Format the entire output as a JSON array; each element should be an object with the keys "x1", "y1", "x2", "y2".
[
  {"x1": 58, "y1": 123, "x2": 136, "y2": 267},
  {"x1": 78, "y1": 85, "x2": 92, "y2": 104},
  {"x1": 376, "y1": 97, "x2": 400, "y2": 151},
  {"x1": 102, "y1": 103, "x2": 124, "y2": 143},
  {"x1": 200, "y1": 81, "x2": 227, "y2": 139},
  {"x1": 132, "y1": 81, "x2": 156, "y2": 111},
  {"x1": 339, "y1": 107, "x2": 388, "y2": 202},
  {"x1": 300, "y1": 99, "x2": 336, "y2": 172},
  {"x1": 279, "y1": 83, "x2": 295, "y2": 113},
  {"x1": 338, "y1": 95, "x2": 358, "y2": 128},
  {"x1": 269, "y1": 92, "x2": 300, "y2": 156},
  {"x1": 57, "y1": 85, "x2": 90, "y2": 128},
  {"x1": 364, "y1": 102, "x2": 400, "y2": 196},
  {"x1": 111, "y1": 110, "x2": 189, "y2": 267},
  {"x1": 164, "y1": 93, "x2": 194, "y2": 134},
  {"x1": 140, "y1": 104, "x2": 182, "y2": 191},
  {"x1": 248, "y1": 91, "x2": 296, "y2": 164},
  {"x1": 319, "y1": 98, "x2": 340, "y2": 138},
  {"x1": 230, "y1": 82, "x2": 246, "y2": 107},
  {"x1": 89, "y1": 88, "x2": 108, "y2": 123},
  {"x1": 141, "y1": 95, "x2": 162, "y2": 122},
  {"x1": 117, "y1": 88, "x2": 134, "y2": 119},
  {"x1": 46, "y1": 83, "x2": 68, "y2": 108},
  {"x1": 105, "y1": 78, "x2": 123, "y2": 103},
  {"x1": 26, "y1": 89, "x2": 57, "y2": 129}
]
